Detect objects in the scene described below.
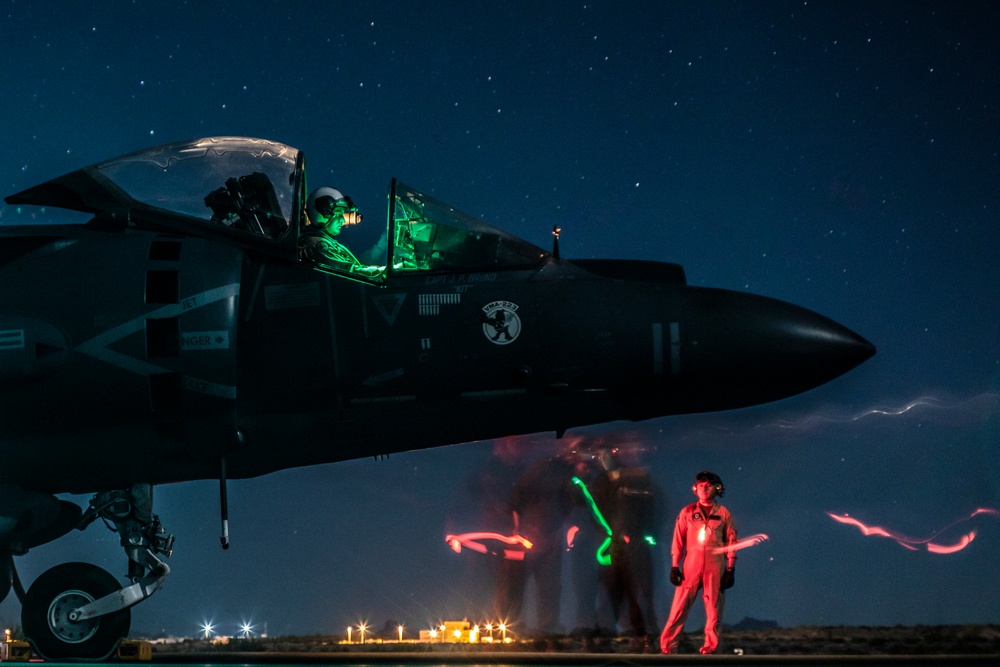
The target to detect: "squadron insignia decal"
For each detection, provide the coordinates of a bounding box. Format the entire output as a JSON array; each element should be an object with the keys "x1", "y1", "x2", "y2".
[{"x1": 481, "y1": 300, "x2": 521, "y2": 345}]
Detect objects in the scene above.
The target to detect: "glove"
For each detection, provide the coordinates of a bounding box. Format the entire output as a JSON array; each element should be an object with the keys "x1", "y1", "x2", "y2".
[
  {"x1": 721, "y1": 566, "x2": 735, "y2": 590},
  {"x1": 669, "y1": 566, "x2": 684, "y2": 586}
]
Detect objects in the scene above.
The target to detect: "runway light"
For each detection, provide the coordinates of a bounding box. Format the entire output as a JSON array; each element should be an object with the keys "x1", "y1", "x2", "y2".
[{"x1": 199, "y1": 621, "x2": 215, "y2": 639}]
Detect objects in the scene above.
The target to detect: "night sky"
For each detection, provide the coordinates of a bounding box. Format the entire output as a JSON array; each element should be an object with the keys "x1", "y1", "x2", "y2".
[{"x1": 2, "y1": 0, "x2": 999, "y2": 641}]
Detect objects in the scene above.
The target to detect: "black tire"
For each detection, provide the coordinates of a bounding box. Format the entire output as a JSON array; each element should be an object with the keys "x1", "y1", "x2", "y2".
[{"x1": 22, "y1": 562, "x2": 131, "y2": 660}]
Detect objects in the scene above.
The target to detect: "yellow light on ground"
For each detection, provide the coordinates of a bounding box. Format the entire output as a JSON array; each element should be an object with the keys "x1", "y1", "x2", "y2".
[{"x1": 398, "y1": 625, "x2": 404, "y2": 642}]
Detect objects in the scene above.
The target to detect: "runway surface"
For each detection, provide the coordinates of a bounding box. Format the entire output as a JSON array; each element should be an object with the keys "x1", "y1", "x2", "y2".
[{"x1": 125, "y1": 650, "x2": 998, "y2": 666}]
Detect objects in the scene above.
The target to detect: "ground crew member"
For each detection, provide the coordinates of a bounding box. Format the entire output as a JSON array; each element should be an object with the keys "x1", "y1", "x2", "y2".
[{"x1": 659, "y1": 471, "x2": 736, "y2": 655}]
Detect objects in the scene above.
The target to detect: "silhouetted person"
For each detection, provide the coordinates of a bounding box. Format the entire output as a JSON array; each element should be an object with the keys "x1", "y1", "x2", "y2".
[
  {"x1": 592, "y1": 448, "x2": 658, "y2": 646},
  {"x1": 447, "y1": 437, "x2": 528, "y2": 622},
  {"x1": 494, "y1": 453, "x2": 576, "y2": 635},
  {"x1": 566, "y1": 454, "x2": 608, "y2": 635}
]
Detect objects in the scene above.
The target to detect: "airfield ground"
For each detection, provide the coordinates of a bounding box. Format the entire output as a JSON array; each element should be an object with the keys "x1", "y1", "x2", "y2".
[{"x1": 148, "y1": 624, "x2": 1000, "y2": 657}]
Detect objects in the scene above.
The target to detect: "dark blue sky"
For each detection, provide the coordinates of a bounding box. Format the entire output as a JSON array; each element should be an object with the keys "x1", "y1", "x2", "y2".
[{"x1": 2, "y1": 0, "x2": 998, "y2": 640}]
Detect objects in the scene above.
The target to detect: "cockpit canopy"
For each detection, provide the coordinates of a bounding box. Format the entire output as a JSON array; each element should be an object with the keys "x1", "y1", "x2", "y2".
[
  {"x1": 388, "y1": 181, "x2": 547, "y2": 275},
  {"x1": 97, "y1": 137, "x2": 298, "y2": 241},
  {"x1": 4, "y1": 136, "x2": 549, "y2": 282}
]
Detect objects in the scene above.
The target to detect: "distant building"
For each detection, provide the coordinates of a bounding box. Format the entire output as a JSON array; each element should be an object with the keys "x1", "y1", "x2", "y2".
[{"x1": 418, "y1": 621, "x2": 482, "y2": 643}]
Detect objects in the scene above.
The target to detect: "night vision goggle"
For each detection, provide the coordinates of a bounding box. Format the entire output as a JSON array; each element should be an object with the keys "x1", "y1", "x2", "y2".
[{"x1": 315, "y1": 194, "x2": 362, "y2": 226}]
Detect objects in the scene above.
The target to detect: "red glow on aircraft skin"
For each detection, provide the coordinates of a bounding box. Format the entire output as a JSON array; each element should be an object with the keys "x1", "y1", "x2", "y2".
[
  {"x1": 827, "y1": 508, "x2": 998, "y2": 554},
  {"x1": 709, "y1": 533, "x2": 769, "y2": 556},
  {"x1": 445, "y1": 532, "x2": 533, "y2": 560}
]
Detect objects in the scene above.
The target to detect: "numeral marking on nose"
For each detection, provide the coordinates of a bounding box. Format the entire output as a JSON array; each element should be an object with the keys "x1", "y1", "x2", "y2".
[{"x1": 652, "y1": 322, "x2": 681, "y2": 375}]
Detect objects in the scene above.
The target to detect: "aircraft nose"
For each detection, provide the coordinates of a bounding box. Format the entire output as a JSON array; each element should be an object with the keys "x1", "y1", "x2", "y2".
[{"x1": 680, "y1": 287, "x2": 875, "y2": 409}]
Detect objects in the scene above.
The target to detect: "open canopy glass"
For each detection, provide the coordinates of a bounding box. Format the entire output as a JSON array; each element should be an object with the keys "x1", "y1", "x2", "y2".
[{"x1": 6, "y1": 136, "x2": 550, "y2": 282}]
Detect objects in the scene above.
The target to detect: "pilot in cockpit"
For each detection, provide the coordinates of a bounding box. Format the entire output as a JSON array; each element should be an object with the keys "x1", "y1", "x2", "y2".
[{"x1": 298, "y1": 187, "x2": 382, "y2": 277}]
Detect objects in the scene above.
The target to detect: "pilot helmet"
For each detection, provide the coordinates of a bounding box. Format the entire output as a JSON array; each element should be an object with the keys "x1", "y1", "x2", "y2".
[
  {"x1": 307, "y1": 187, "x2": 362, "y2": 227},
  {"x1": 694, "y1": 470, "x2": 725, "y2": 497}
]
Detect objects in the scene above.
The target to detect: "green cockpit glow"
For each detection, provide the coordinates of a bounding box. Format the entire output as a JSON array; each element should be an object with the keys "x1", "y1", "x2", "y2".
[{"x1": 389, "y1": 181, "x2": 547, "y2": 273}]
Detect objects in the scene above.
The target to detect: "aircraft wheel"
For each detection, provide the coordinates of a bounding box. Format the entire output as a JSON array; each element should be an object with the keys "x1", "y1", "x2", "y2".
[{"x1": 21, "y1": 562, "x2": 130, "y2": 660}]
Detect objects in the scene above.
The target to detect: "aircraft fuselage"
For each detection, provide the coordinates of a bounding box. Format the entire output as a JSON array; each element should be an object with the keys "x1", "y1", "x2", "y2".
[{"x1": 0, "y1": 225, "x2": 873, "y2": 494}]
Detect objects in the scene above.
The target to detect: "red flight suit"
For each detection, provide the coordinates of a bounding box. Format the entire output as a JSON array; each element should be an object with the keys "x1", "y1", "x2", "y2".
[{"x1": 659, "y1": 500, "x2": 736, "y2": 654}]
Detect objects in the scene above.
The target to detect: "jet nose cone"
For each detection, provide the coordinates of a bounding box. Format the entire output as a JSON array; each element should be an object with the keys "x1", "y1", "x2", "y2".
[
  {"x1": 684, "y1": 288, "x2": 875, "y2": 409},
  {"x1": 799, "y1": 314, "x2": 876, "y2": 364},
  {"x1": 771, "y1": 307, "x2": 876, "y2": 383}
]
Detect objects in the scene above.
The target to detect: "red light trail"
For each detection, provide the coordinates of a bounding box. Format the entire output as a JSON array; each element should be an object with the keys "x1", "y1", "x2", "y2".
[
  {"x1": 445, "y1": 532, "x2": 533, "y2": 560},
  {"x1": 709, "y1": 533, "x2": 769, "y2": 556},
  {"x1": 827, "y1": 508, "x2": 998, "y2": 554}
]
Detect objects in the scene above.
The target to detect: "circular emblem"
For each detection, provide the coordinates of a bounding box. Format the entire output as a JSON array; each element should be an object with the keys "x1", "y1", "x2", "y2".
[{"x1": 481, "y1": 300, "x2": 521, "y2": 345}]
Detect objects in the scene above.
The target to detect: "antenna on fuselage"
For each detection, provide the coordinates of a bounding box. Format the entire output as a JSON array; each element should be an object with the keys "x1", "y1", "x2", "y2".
[{"x1": 219, "y1": 456, "x2": 230, "y2": 550}]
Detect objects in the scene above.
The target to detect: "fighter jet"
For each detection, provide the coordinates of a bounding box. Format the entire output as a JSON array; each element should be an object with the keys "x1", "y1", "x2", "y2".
[{"x1": 0, "y1": 136, "x2": 874, "y2": 659}]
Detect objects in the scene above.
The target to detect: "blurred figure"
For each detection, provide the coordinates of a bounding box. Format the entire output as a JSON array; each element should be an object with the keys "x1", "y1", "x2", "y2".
[
  {"x1": 565, "y1": 451, "x2": 608, "y2": 635},
  {"x1": 445, "y1": 437, "x2": 528, "y2": 620},
  {"x1": 659, "y1": 471, "x2": 737, "y2": 655},
  {"x1": 591, "y1": 447, "x2": 658, "y2": 647},
  {"x1": 494, "y1": 452, "x2": 577, "y2": 635}
]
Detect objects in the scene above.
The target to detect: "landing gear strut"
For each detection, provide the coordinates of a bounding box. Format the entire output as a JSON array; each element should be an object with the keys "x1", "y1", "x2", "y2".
[{"x1": 19, "y1": 484, "x2": 173, "y2": 661}]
